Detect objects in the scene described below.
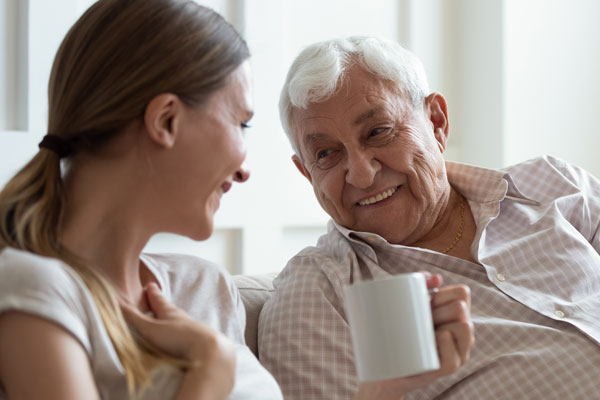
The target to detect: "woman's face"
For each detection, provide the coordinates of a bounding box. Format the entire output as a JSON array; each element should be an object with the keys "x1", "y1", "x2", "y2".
[{"x1": 164, "y1": 61, "x2": 253, "y2": 240}]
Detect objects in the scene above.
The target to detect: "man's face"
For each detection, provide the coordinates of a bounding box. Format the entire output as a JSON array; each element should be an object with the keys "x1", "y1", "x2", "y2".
[{"x1": 291, "y1": 65, "x2": 451, "y2": 245}]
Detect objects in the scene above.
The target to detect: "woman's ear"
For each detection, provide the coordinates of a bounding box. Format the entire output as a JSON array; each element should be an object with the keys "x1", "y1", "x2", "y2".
[
  {"x1": 144, "y1": 94, "x2": 181, "y2": 149},
  {"x1": 424, "y1": 93, "x2": 450, "y2": 153}
]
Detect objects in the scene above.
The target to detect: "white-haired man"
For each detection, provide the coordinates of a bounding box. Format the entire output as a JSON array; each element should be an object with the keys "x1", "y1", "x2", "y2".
[{"x1": 258, "y1": 36, "x2": 600, "y2": 400}]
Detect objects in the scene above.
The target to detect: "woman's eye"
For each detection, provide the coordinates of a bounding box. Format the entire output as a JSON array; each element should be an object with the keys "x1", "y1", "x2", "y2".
[{"x1": 241, "y1": 122, "x2": 251, "y2": 129}]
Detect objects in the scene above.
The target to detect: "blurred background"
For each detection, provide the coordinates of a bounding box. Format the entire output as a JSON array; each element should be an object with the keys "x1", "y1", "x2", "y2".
[{"x1": 1, "y1": 0, "x2": 599, "y2": 274}]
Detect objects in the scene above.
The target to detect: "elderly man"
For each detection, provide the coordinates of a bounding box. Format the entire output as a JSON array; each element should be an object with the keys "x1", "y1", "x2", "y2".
[{"x1": 258, "y1": 36, "x2": 600, "y2": 400}]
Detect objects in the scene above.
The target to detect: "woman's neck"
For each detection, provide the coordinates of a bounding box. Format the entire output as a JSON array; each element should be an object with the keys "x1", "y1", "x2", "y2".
[{"x1": 59, "y1": 147, "x2": 158, "y2": 309}]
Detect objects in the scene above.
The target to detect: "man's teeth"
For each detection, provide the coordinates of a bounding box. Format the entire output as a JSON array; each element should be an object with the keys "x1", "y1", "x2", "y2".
[{"x1": 358, "y1": 186, "x2": 398, "y2": 206}]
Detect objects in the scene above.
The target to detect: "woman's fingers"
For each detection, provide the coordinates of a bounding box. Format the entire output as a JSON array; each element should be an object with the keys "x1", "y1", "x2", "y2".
[
  {"x1": 144, "y1": 283, "x2": 185, "y2": 320},
  {"x1": 119, "y1": 299, "x2": 175, "y2": 354},
  {"x1": 120, "y1": 285, "x2": 215, "y2": 360},
  {"x1": 119, "y1": 300, "x2": 153, "y2": 333}
]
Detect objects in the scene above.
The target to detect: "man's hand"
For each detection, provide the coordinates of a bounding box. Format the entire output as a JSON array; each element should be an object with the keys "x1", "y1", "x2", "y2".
[{"x1": 354, "y1": 273, "x2": 474, "y2": 400}]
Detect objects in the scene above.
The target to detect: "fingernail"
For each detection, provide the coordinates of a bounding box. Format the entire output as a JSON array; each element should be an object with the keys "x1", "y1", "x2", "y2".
[{"x1": 429, "y1": 287, "x2": 439, "y2": 301}]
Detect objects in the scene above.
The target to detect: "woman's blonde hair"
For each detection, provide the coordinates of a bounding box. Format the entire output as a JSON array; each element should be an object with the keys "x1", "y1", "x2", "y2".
[{"x1": 0, "y1": 0, "x2": 249, "y2": 393}]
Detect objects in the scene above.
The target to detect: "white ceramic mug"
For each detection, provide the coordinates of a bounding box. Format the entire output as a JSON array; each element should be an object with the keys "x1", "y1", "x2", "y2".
[{"x1": 343, "y1": 273, "x2": 440, "y2": 382}]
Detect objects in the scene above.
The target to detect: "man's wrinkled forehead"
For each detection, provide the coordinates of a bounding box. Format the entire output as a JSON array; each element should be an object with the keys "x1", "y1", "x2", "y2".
[{"x1": 289, "y1": 77, "x2": 410, "y2": 153}]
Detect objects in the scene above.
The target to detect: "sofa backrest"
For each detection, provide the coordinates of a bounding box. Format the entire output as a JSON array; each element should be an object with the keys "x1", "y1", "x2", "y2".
[{"x1": 233, "y1": 273, "x2": 277, "y2": 357}]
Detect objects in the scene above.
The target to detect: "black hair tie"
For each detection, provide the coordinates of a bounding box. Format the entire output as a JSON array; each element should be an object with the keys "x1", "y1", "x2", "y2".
[{"x1": 38, "y1": 134, "x2": 73, "y2": 158}]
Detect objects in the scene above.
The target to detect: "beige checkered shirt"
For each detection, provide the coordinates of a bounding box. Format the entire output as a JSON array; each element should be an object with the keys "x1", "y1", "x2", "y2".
[{"x1": 258, "y1": 156, "x2": 600, "y2": 399}]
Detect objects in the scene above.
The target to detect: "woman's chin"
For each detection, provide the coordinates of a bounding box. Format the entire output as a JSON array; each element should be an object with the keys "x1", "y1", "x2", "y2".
[
  {"x1": 194, "y1": 221, "x2": 214, "y2": 241},
  {"x1": 182, "y1": 214, "x2": 214, "y2": 242}
]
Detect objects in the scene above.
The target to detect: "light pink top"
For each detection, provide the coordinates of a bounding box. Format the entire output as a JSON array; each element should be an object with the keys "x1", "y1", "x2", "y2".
[{"x1": 259, "y1": 156, "x2": 600, "y2": 399}]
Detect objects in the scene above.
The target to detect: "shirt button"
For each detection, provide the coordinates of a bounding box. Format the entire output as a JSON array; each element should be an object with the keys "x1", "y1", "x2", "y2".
[
  {"x1": 496, "y1": 273, "x2": 505, "y2": 282},
  {"x1": 554, "y1": 310, "x2": 565, "y2": 318}
]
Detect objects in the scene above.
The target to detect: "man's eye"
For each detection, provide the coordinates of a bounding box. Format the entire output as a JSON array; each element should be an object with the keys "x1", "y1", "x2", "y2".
[
  {"x1": 314, "y1": 148, "x2": 341, "y2": 170},
  {"x1": 367, "y1": 127, "x2": 396, "y2": 145},
  {"x1": 369, "y1": 127, "x2": 388, "y2": 137},
  {"x1": 317, "y1": 149, "x2": 333, "y2": 160}
]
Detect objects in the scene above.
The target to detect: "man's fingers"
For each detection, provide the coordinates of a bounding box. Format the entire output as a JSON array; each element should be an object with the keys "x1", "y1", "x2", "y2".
[
  {"x1": 435, "y1": 330, "x2": 462, "y2": 376},
  {"x1": 431, "y1": 284, "x2": 471, "y2": 309},
  {"x1": 422, "y1": 272, "x2": 443, "y2": 290},
  {"x1": 429, "y1": 283, "x2": 474, "y2": 365},
  {"x1": 431, "y1": 299, "x2": 470, "y2": 325},
  {"x1": 436, "y1": 322, "x2": 474, "y2": 364}
]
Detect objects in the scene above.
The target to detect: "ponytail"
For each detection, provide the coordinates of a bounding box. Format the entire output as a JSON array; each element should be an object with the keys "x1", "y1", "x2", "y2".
[{"x1": 0, "y1": 151, "x2": 64, "y2": 255}]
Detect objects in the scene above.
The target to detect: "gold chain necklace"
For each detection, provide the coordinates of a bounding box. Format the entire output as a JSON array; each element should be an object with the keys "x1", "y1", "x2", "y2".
[{"x1": 442, "y1": 195, "x2": 465, "y2": 254}]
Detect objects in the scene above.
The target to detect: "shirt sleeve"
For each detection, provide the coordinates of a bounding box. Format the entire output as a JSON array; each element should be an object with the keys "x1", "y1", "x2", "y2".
[
  {"x1": 258, "y1": 256, "x2": 358, "y2": 400},
  {"x1": 0, "y1": 250, "x2": 91, "y2": 353}
]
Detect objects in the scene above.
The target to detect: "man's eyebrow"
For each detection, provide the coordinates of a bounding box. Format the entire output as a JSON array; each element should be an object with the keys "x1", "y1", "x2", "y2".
[
  {"x1": 302, "y1": 132, "x2": 329, "y2": 147},
  {"x1": 353, "y1": 107, "x2": 382, "y2": 125}
]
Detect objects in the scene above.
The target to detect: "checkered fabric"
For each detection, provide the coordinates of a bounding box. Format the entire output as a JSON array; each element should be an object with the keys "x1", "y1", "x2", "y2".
[{"x1": 258, "y1": 156, "x2": 600, "y2": 399}]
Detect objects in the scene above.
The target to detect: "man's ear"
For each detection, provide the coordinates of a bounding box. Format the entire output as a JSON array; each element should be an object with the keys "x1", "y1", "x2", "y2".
[
  {"x1": 144, "y1": 93, "x2": 181, "y2": 149},
  {"x1": 424, "y1": 93, "x2": 449, "y2": 153},
  {"x1": 292, "y1": 154, "x2": 313, "y2": 184}
]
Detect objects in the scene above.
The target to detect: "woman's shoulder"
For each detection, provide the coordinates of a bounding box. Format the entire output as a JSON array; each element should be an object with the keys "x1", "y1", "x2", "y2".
[
  {"x1": 0, "y1": 247, "x2": 93, "y2": 352},
  {"x1": 141, "y1": 252, "x2": 244, "y2": 340},
  {"x1": 0, "y1": 247, "x2": 83, "y2": 293},
  {"x1": 141, "y1": 252, "x2": 238, "y2": 308},
  {"x1": 141, "y1": 252, "x2": 233, "y2": 288}
]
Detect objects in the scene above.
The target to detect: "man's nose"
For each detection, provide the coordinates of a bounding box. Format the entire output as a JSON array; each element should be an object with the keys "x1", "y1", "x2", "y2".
[
  {"x1": 234, "y1": 162, "x2": 250, "y2": 183},
  {"x1": 345, "y1": 150, "x2": 380, "y2": 189}
]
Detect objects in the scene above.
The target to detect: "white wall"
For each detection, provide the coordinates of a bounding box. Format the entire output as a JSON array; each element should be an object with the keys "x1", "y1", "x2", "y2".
[
  {"x1": 2, "y1": 0, "x2": 599, "y2": 274},
  {"x1": 504, "y1": 0, "x2": 600, "y2": 177},
  {"x1": 0, "y1": 0, "x2": 94, "y2": 186},
  {"x1": 440, "y1": 0, "x2": 505, "y2": 168}
]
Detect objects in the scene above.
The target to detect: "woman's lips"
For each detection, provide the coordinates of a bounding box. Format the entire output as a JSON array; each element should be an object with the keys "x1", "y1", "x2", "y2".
[{"x1": 221, "y1": 181, "x2": 232, "y2": 194}]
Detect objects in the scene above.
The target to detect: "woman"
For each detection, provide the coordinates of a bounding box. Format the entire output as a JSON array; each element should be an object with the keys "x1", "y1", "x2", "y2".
[{"x1": 0, "y1": 0, "x2": 282, "y2": 399}]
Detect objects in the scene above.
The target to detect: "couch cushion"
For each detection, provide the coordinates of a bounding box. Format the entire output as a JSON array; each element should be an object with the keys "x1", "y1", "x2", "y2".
[{"x1": 233, "y1": 273, "x2": 277, "y2": 357}]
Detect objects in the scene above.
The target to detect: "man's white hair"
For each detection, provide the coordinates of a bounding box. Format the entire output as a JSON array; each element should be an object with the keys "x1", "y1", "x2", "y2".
[{"x1": 279, "y1": 36, "x2": 430, "y2": 154}]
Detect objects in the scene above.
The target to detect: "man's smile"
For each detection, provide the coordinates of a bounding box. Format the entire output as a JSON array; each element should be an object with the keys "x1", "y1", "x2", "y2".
[{"x1": 357, "y1": 185, "x2": 400, "y2": 206}]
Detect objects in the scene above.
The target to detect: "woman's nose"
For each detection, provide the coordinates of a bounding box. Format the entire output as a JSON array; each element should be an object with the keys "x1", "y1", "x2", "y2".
[{"x1": 234, "y1": 162, "x2": 250, "y2": 183}]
